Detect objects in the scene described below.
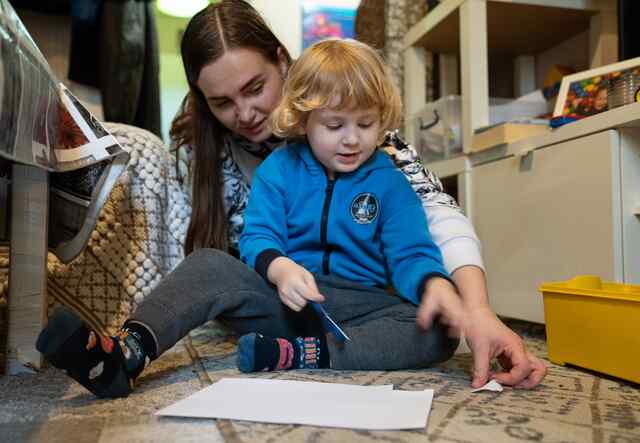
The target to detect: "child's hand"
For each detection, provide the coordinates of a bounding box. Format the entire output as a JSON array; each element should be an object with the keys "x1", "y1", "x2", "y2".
[
  {"x1": 417, "y1": 277, "x2": 465, "y2": 337},
  {"x1": 267, "y1": 257, "x2": 325, "y2": 311}
]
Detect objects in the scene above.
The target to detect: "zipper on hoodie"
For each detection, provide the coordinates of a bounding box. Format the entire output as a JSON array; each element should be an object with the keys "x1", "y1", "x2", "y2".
[{"x1": 320, "y1": 178, "x2": 336, "y2": 274}]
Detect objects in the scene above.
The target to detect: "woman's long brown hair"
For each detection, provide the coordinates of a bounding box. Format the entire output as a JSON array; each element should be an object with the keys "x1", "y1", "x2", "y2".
[{"x1": 171, "y1": 0, "x2": 291, "y2": 255}]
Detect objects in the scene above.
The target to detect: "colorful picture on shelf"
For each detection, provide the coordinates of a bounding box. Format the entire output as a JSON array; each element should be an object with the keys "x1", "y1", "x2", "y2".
[
  {"x1": 302, "y1": 1, "x2": 356, "y2": 49},
  {"x1": 563, "y1": 76, "x2": 609, "y2": 118},
  {"x1": 553, "y1": 56, "x2": 640, "y2": 118}
]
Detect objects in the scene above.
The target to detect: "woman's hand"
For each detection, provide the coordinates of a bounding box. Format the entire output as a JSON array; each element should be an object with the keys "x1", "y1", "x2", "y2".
[
  {"x1": 417, "y1": 277, "x2": 466, "y2": 338},
  {"x1": 450, "y1": 265, "x2": 547, "y2": 389},
  {"x1": 464, "y1": 306, "x2": 547, "y2": 389},
  {"x1": 267, "y1": 257, "x2": 325, "y2": 311}
]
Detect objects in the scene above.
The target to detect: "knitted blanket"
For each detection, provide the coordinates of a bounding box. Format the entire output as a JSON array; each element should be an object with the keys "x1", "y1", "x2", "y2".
[
  {"x1": 49, "y1": 123, "x2": 190, "y2": 334},
  {"x1": 47, "y1": 124, "x2": 191, "y2": 334},
  {"x1": 0, "y1": 123, "x2": 191, "y2": 337}
]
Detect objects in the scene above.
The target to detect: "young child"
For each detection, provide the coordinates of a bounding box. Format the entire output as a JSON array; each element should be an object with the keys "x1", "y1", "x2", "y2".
[{"x1": 236, "y1": 38, "x2": 465, "y2": 373}]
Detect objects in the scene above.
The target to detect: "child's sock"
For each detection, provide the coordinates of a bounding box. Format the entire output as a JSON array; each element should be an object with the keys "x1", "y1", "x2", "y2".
[
  {"x1": 236, "y1": 333, "x2": 329, "y2": 373},
  {"x1": 36, "y1": 306, "x2": 154, "y2": 398}
]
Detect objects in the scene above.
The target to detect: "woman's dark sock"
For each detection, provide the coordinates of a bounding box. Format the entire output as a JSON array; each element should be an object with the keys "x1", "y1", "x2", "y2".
[
  {"x1": 121, "y1": 320, "x2": 159, "y2": 361},
  {"x1": 236, "y1": 333, "x2": 329, "y2": 373},
  {"x1": 36, "y1": 306, "x2": 154, "y2": 398}
]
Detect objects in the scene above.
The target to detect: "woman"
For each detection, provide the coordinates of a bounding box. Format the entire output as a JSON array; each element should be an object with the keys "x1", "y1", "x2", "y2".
[{"x1": 37, "y1": 0, "x2": 545, "y2": 399}]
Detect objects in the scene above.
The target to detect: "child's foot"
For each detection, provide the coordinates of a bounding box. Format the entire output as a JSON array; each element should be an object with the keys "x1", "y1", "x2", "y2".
[
  {"x1": 36, "y1": 306, "x2": 149, "y2": 398},
  {"x1": 236, "y1": 333, "x2": 329, "y2": 373}
]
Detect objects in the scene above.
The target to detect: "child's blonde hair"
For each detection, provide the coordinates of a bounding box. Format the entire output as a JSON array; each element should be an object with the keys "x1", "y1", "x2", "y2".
[{"x1": 271, "y1": 38, "x2": 402, "y2": 142}]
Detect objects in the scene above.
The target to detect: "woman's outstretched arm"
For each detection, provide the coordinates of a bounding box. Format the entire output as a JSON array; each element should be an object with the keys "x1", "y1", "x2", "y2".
[{"x1": 382, "y1": 132, "x2": 546, "y2": 389}]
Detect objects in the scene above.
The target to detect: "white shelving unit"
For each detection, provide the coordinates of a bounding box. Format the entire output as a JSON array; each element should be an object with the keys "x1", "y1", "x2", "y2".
[
  {"x1": 401, "y1": 1, "x2": 637, "y2": 323},
  {"x1": 428, "y1": 101, "x2": 640, "y2": 177},
  {"x1": 403, "y1": 0, "x2": 618, "y2": 155},
  {"x1": 427, "y1": 103, "x2": 640, "y2": 323},
  {"x1": 472, "y1": 105, "x2": 640, "y2": 322}
]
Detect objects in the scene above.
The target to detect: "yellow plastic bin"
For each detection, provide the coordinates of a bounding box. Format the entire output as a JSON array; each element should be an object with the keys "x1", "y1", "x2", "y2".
[{"x1": 539, "y1": 275, "x2": 640, "y2": 384}]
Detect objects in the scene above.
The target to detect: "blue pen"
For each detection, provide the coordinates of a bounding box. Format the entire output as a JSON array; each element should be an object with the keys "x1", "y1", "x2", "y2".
[{"x1": 310, "y1": 301, "x2": 350, "y2": 342}]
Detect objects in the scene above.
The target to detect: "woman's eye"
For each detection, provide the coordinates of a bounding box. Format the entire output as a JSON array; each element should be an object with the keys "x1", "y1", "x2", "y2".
[
  {"x1": 249, "y1": 83, "x2": 264, "y2": 95},
  {"x1": 212, "y1": 100, "x2": 231, "y2": 109}
]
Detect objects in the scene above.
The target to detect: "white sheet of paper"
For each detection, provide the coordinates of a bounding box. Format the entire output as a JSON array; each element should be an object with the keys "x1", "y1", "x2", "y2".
[
  {"x1": 471, "y1": 379, "x2": 504, "y2": 393},
  {"x1": 156, "y1": 378, "x2": 433, "y2": 430}
]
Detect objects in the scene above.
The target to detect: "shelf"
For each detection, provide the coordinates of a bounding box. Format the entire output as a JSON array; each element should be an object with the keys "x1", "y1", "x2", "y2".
[
  {"x1": 421, "y1": 155, "x2": 470, "y2": 179},
  {"x1": 422, "y1": 102, "x2": 640, "y2": 175},
  {"x1": 404, "y1": 0, "x2": 601, "y2": 56},
  {"x1": 495, "y1": 102, "x2": 640, "y2": 159}
]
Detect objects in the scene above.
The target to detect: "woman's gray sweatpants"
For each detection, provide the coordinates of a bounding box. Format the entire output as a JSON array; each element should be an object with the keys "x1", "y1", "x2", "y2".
[{"x1": 131, "y1": 248, "x2": 459, "y2": 370}]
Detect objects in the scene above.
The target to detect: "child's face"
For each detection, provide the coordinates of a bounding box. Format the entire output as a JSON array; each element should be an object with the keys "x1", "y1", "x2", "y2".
[
  {"x1": 304, "y1": 104, "x2": 381, "y2": 179},
  {"x1": 594, "y1": 88, "x2": 608, "y2": 111}
]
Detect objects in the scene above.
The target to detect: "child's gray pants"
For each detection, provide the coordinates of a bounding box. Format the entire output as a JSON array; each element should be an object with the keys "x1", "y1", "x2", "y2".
[{"x1": 131, "y1": 248, "x2": 459, "y2": 370}]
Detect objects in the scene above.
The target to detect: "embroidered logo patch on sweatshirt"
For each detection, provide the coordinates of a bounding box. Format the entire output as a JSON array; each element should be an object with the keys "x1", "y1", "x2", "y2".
[{"x1": 350, "y1": 193, "x2": 379, "y2": 224}]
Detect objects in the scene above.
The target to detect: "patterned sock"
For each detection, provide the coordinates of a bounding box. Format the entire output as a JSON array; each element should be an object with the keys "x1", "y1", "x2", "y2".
[
  {"x1": 236, "y1": 333, "x2": 329, "y2": 373},
  {"x1": 36, "y1": 306, "x2": 150, "y2": 398},
  {"x1": 121, "y1": 321, "x2": 158, "y2": 361},
  {"x1": 114, "y1": 327, "x2": 151, "y2": 379}
]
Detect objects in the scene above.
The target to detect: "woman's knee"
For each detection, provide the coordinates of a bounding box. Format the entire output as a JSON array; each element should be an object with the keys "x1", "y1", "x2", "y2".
[
  {"x1": 182, "y1": 248, "x2": 264, "y2": 287},
  {"x1": 186, "y1": 247, "x2": 227, "y2": 261},
  {"x1": 418, "y1": 322, "x2": 459, "y2": 366},
  {"x1": 184, "y1": 248, "x2": 238, "y2": 271}
]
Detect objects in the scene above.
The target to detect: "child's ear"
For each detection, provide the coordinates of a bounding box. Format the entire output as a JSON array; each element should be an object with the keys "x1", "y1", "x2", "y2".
[{"x1": 296, "y1": 115, "x2": 309, "y2": 136}]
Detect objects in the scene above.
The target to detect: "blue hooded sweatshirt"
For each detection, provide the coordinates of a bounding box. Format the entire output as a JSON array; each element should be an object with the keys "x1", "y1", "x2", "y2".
[{"x1": 239, "y1": 142, "x2": 450, "y2": 305}]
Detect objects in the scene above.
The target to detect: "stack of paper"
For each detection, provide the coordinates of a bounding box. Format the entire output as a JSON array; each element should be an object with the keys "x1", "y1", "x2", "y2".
[
  {"x1": 156, "y1": 378, "x2": 434, "y2": 430},
  {"x1": 471, "y1": 120, "x2": 550, "y2": 152}
]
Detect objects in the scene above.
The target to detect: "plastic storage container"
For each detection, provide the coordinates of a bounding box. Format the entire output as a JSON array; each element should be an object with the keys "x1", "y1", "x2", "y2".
[
  {"x1": 607, "y1": 69, "x2": 640, "y2": 109},
  {"x1": 539, "y1": 275, "x2": 640, "y2": 384},
  {"x1": 414, "y1": 95, "x2": 548, "y2": 163}
]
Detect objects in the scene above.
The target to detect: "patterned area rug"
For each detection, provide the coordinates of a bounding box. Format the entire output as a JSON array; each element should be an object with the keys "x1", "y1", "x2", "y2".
[{"x1": 1, "y1": 320, "x2": 638, "y2": 443}]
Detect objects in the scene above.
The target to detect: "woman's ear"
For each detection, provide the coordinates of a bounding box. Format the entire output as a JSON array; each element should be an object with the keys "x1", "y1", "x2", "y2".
[{"x1": 277, "y1": 46, "x2": 289, "y2": 78}]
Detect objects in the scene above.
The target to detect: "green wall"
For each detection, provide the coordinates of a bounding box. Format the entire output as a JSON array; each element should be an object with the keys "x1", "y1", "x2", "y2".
[{"x1": 155, "y1": 1, "x2": 218, "y2": 142}]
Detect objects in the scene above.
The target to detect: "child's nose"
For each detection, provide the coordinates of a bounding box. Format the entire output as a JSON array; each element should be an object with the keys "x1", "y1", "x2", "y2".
[{"x1": 342, "y1": 131, "x2": 358, "y2": 145}]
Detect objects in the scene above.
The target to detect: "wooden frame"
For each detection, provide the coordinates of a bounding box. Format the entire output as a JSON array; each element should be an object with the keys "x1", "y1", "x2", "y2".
[{"x1": 553, "y1": 56, "x2": 640, "y2": 117}]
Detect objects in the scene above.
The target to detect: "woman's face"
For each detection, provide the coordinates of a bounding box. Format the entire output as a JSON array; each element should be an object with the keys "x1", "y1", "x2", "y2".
[{"x1": 197, "y1": 47, "x2": 287, "y2": 143}]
